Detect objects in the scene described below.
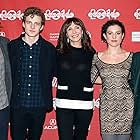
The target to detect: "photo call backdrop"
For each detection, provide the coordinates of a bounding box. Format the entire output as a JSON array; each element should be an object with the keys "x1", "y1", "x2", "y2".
[{"x1": 1, "y1": 0, "x2": 140, "y2": 139}]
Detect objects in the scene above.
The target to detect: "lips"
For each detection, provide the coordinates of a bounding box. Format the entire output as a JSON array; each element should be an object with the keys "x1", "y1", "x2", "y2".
[
  {"x1": 29, "y1": 30, "x2": 35, "y2": 33},
  {"x1": 111, "y1": 40, "x2": 117, "y2": 42},
  {"x1": 72, "y1": 34, "x2": 79, "y2": 38}
]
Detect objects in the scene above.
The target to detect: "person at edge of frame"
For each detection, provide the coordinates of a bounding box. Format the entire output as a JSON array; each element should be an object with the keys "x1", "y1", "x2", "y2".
[
  {"x1": 129, "y1": 51, "x2": 140, "y2": 140},
  {"x1": 0, "y1": 34, "x2": 12, "y2": 140}
]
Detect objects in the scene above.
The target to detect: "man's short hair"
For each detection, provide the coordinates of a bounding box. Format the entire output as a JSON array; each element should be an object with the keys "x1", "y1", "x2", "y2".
[{"x1": 22, "y1": 7, "x2": 45, "y2": 26}]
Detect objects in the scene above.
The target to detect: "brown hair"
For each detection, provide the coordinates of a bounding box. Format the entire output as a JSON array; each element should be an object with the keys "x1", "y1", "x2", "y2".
[
  {"x1": 57, "y1": 17, "x2": 95, "y2": 53},
  {"x1": 22, "y1": 7, "x2": 45, "y2": 26},
  {"x1": 101, "y1": 19, "x2": 125, "y2": 43}
]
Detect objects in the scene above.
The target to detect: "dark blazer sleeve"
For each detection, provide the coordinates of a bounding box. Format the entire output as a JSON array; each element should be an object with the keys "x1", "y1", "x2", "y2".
[
  {"x1": 130, "y1": 52, "x2": 140, "y2": 96},
  {"x1": 130, "y1": 52, "x2": 140, "y2": 131}
]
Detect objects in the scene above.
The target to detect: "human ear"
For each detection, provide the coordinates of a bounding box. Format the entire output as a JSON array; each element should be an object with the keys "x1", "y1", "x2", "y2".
[
  {"x1": 40, "y1": 25, "x2": 44, "y2": 31},
  {"x1": 22, "y1": 22, "x2": 25, "y2": 28}
]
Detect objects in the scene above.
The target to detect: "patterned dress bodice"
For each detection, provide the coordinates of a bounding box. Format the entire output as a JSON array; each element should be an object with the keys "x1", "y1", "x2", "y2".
[{"x1": 91, "y1": 53, "x2": 134, "y2": 134}]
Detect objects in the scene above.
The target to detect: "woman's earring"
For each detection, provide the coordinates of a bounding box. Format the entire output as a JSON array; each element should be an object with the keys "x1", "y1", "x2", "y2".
[{"x1": 67, "y1": 38, "x2": 69, "y2": 43}]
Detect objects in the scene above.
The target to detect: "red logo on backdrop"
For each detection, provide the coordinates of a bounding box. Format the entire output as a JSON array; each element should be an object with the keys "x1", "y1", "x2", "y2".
[
  {"x1": 52, "y1": 77, "x2": 57, "y2": 88},
  {"x1": 0, "y1": 31, "x2": 5, "y2": 37},
  {"x1": 53, "y1": 98, "x2": 56, "y2": 110},
  {"x1": 0, "y1": 9, "x2": 75, "y2": 21},
  {"x1": 134, "y1": 8, "x2": 140, "y2": 19},
  {"x1": 49, "y1": 33, "x2": 59, "y2": 41},
  {"x1": 44, "y1": 119, "x2": 57, "y2": 130},
  {"x1": 44, "y1": 9, "x2": 74, "y2": 20},
  {"x1": 0, "y1": 10, "x2": 23, "y2": 20},
  {"x1": 88, "y1": 9, "x2": 120, "y2": 20},
  {"x1": 93, "y1": 98, "x2": 100, "y2": 109}
]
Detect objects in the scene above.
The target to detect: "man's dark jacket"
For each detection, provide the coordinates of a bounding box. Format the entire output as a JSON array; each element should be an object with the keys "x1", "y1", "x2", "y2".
[
  {"x1": 129, "y1": 52, "x2": 140, "y2": 140},
  {"x1": 8, "y1": 35, "x2": 56, "y2": 112}
]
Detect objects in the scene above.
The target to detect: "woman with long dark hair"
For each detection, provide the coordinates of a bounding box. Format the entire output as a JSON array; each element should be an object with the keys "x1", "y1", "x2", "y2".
[{"x1": 55, "y1": 17, "x2": 96, "y2": 140}]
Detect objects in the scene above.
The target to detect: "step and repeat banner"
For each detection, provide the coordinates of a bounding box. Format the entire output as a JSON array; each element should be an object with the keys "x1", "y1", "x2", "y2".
[{"x1": 1, "y1": 0, "x2": 140, "y2": 140}]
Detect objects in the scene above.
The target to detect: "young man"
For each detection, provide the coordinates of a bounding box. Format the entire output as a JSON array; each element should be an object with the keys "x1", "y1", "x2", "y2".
[
  {"x1": 8, "y1": 7, "x2": 56, "y2": 140},
  {"x1": 0, "y1": 36, "x2": 12, "y2": 140},
  {"x1": 129, "y1": 52, "x2": 140, "y2": 140}
]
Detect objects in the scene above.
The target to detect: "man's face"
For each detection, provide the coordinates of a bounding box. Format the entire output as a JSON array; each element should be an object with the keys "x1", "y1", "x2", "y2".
[{"x1": 23, "y1": 15, "x2": 44, "y2": 37}]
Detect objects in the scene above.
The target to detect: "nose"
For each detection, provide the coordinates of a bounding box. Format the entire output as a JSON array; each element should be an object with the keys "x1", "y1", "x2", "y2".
[
  {"x1": 71, "y1": 28, "x2": 77, "y2": 34},
  {"x1": 31, "y1": 23, "x2": 35, "y2": 29},
  {"x1": 112, "y1": 33, "x2": 116, "y2": 39}
]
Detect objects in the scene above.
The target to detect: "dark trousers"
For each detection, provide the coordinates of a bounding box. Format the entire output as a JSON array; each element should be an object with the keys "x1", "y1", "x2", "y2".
[
  {"x1": 0, "y1": 106, "x2": 9, "y2": 140},
  {"x1": 10, "y1": 108, "x2": 46, "y2": 140},
  {"x1": 56, "y1": 107, "x2": 93, "y2": 140}
]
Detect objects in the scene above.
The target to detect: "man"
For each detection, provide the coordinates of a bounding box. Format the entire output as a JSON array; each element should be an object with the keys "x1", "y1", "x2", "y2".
[
  {"x1": 0, "y1": 36, "x2": 12, "y2": 140},
  {"x1": 129, "y1": 52, "x2": 140, "y2": 140},
  {"x1": 8, "y1": 7, "x2": 56, "y2": 140}
]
